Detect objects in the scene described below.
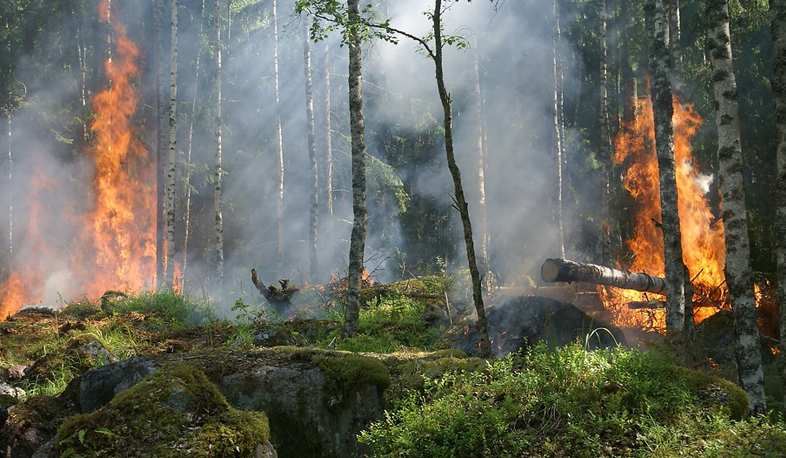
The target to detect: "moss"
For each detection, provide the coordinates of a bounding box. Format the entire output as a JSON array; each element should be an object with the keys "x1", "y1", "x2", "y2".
[
  {"x1": 676, "y1": 365, "x2": 750, "y2": 420},
  {"x1": 313, "y1": 352, "x2": 391, "y2": 405},
  {"x1": 53, "y1": 362, "x2": 269, "y2": 458}
]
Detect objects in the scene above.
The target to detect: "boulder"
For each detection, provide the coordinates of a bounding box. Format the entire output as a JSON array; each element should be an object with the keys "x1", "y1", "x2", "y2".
[{"x1": 65, "y1": 347, "x2": 389, "y2": 458}]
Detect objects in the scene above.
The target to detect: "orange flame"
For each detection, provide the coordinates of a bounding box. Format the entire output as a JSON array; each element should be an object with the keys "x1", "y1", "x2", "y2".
[
  {"x1": 604, "y1": 94, "x2": 726, "y2": 330},
  {"x1": 0, "y1": 1, "x2": 155, "y2": 318}
]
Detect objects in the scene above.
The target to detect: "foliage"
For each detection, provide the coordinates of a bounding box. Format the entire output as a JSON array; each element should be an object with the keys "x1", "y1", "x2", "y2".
[
  {"x1": 318, "y1": 281, "x2": 447, "y2": 353},
  {"x1": 358, "y1": 343, "x2": 771, "y2": 458}
]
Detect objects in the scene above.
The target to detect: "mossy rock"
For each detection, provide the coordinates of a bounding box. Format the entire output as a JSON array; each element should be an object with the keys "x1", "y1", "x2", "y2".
[
  {"x1": 312, "y1": 352, "x2": 391, "y2": 407},
  {"x1": 676, "y1": 365, "x2": 749, "y2": 420},
  {"x1": 53, "y1": 362, "x2": 270, "y2": 458}
]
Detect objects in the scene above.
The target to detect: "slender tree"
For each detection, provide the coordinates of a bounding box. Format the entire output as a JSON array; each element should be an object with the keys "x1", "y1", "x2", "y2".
[
  {"x1": 552, "y1": 0, "x2": 566, "y2": 259},
  {"x1": 771, "y1": 0, "x2": 786, "y2": 419},
  {"x1": 669, "y1": 0, "x2": 685, "y2": 94},
  {"x1": 599, "y1": 0, "x2": 612, "y2": 263},
  {"x1": 273, "y1": 0, "x2": 285, "y2": 273},
  {"x1": 707, "y1": 0, "x2": 766, "y2": 415},
  {"x1": 645, "y1": 0, "x2": 688, "y2": 334},
  {"x1": 181, "y1": 0, "x2": 207, "y2": 290},
  {"x1": 165, "y1": 0, "x2": 178, "y2": 288},
  {"x1": 213, "y1": 0, "x2": 224, "y2": 289},
  {"x1": 471, "y1": 36, "x2": 491, "y2": 291},
  {"x1": 304, "y1": 22, "x2": 319, "y2": 282},
  {"x1": 155, "y1": 0, "x2": 166, "y2": 289},
  {"x1": 343, "y1": 0, "x2": 368, "y2": 337},
  {"x1": 324, "y1": 40, "x2": 335, "y2": 266}
]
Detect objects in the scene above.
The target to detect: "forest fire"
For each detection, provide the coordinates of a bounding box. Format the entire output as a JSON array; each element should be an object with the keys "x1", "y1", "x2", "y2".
[
  {"x1": 602, "y1": 95, "x2": 726, "y2": 331},
  {"x1": 0, "y1": 0, "x2": 154, "y2": 319}
]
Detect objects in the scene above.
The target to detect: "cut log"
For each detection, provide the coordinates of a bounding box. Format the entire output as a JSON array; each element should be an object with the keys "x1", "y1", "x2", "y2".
[{"x1": 541, "y1": 258, "x2": 667, "y2": 295}]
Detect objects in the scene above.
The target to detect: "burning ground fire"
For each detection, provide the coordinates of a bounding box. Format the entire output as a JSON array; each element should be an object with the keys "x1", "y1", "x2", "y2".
[
  {"x1": 0, "y1": 0, "x2": 155, "y2": 319},
  {"x1": 602, "y1": 95, "x2": 727, "y2": 331}
]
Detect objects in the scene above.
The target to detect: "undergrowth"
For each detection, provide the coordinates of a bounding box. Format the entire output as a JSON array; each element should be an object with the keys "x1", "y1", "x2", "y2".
[{"x1": 358, "y1": 342, "x2": 784, "y2": 458}]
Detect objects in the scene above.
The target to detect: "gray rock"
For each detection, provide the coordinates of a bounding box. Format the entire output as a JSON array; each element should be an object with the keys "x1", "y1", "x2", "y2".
[
  {"x1": 72, "y1": 356, "x2": 159, "y2": 413},
  {"x1": 0, "y1": 382, "x2": 25, "y2": 399}
]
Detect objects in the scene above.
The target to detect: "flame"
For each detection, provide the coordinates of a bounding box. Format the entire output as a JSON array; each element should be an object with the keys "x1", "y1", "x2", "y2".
[
  {"x1": 604, "y1": 94, "x2": 726, "y2": 330},
  {"x1": 0, "y1": 1, "x2": 155, "y2": 318}
]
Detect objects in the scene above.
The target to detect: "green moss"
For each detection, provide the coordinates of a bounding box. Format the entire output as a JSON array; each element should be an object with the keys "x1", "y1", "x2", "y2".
[
  {"x1": 54, "y1": 362, "x2": 269, "y2": 458},
  {"x1": 313, "y1": 352, "x2": 391, "y2": 405},
  {"x1": 676, "y1": 366, "x2": 749, "y2": 420}
]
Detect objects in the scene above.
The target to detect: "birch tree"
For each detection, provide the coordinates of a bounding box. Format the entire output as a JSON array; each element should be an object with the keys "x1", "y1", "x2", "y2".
[
  {"x1": 771, "y1": 0, "x2": 786, "y2": 419},
  {"x1": 707, "y1": 0, "x2": 766, "y2": 415},
  {"x1": 165, "y1": 0, "x2": 178, "y2": 288},
  {"x1": 304, "y1": 22, "x2": 319, "y2": 282},
  {"x1": 213, "y1": 0, "x2": 224, "y2": 289},
  {"x1": 644, "y1": 0, "x2": 689, "y2": 333},
  {"x1": 552, "y1": 0, "x2": 566, "y2": 259},
  {"x1": 273, "y1": 0, "x2": 285, "y2": 273},
  {"x1": 155, "y1": 0, "x2": 166, "y2": 289}
]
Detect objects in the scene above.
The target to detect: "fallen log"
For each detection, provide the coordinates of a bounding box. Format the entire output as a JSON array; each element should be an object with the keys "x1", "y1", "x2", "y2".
[{"x1": 541, "y1": 258, "x2": 667, "y2": 295}]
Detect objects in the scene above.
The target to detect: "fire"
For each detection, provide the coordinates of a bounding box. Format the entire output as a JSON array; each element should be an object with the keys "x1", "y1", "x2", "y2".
[
  {"x1": 604, "y1": 94, "x2": 726, "y2": 330},
  {"x1": 0, "y1": 1, "x2": 155, "y2": 318}
]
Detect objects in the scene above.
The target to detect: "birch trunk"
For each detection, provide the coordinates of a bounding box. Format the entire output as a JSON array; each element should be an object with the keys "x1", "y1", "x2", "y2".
[
  {"x1": 165, "y1": 0, "x2": 178, "y2": 288},
  {"x1": 344, "y1": 0, "x2": 368, "y2": 338},
  {"x1": 213, "y1": 0, "x2": 224, "y2": 288},
  {"x1": 472, "y1": 36, "x2": 491, "y2": 290},
  {"x1": 552, "y1": 0, "x2": 566, "y2": 259},
  {"x1": 273, "y1": 0, "x2": 285, "y2": 273},
  {"x1": 304, "y1": 23, "x2": 319, "y2": 282},
  {"x1": 432, "y1": 0, "x2": 490, "y2": 357},
  {"x1": 155, "y1": 0, "x2": 166, "y2": 289},
  {"x1": 645, "y1": 0, "x2": 688, "y2": 333},
  {"x1": 707, "y1": 0, "x2": 766, "y2": 415},
  {"x1": 181, "y1": 0, "x2": 206, "y2": 290},
  {"x1": 5, "y1": 110, "x2": 11, "y2": 265},
  {"x1": 324, "y1": 41, "x2": 335, "y2": 265},
  {"x1": 669, "y1": 0, "x2": 685, "y2": 94},
  {"x1": 599, "y1": 0, "x2": 612, "y2": 263},
  {"x1": 770, "y1": 0, "x2": 786, "y2": 419}
]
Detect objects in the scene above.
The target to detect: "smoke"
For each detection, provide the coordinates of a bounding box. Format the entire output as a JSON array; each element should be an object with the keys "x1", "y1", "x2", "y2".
[{"x1": 1, "y1": 0, "x2": 588, "y2": 317}]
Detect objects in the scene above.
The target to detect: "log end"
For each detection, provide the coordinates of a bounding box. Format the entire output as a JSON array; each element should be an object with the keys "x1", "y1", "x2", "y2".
[{"x1": 541, "y1": 258, "x2": 562, "y2": 283}]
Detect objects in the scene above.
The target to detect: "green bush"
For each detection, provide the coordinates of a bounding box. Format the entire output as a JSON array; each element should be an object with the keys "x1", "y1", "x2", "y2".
[{"x1": 358, "y1": 343, "x2": 782, "y2": 458}]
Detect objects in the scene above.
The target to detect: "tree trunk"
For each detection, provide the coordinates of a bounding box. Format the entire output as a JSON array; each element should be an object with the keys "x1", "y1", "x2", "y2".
[
  {"x1": 304, "y1": 22, "x2": 319, "y2": 282},
  {"x1": 599, "y1": 0, "x2": 613, "y2": 264},
  {"x1": 5, "y1": 109, "x2": 11, "y2": 266},
  {"x1": 344, "y1": 0, "x2": 368, "y2": 338},
  {"x1": 273, "y1": 0, "x2": 285, "y2": 273},
  {"x1": 213, "y1": 0, "x2": 224, "y2": 289},
  {"x1": 471, "y1": 36, "x2": 491, "y2": 291},
  {"x1": 181, "y1": 0, "x2": 206, "y2": 291},
  {"x1": 552, "y1": 0, "x2": 566, "y2": 259},
  {"x1": 707, "y1": 0, "x2": 766, "y2": 415},
  {"x1": 669, "y1": 0, "x2": 685, "y2": 94},
  {"x1": 541, "y1": 258, "x2": 667, "y2": 294},
  {"x1": 770, "y1": 0, "x2": 786, "y2": 419},
  {"x1": 432, "y1": 0, "x2": 490, "y2": 357},
  {"x1": 645, "y1": 0, "x2": 688, "y2": 333},
  {"x1": 165, "y1": 0, "x2": 178, "y2": 288},
  {"x1": 155, "y1": 0, "x2": 166, "y2": 289},
  {"x1": 324, "y1": 40, "x2": 335, "y2": 266}
]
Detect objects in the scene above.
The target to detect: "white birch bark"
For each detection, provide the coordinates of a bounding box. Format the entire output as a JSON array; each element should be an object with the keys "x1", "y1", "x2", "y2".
[
  {"x1": 707, "y1": 0, "x2": 766, "y2": 415},
  {"x1": 213, "y1": 0, "x2": 224, "y2": 287},
  {"x1": 165, "y1": 0, "x2": 178, "y2": 288}
]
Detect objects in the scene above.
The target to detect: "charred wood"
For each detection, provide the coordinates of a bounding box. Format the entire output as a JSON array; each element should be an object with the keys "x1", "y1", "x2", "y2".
[{"x1": 251, "y1": 269, "x2": 299, "y2": 305}]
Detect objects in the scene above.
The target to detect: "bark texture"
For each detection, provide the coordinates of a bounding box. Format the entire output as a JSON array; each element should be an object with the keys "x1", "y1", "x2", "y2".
[
  {"x1": 344, "y1": 0, "x2": 368, "y2": 338},
  {"x1": 155, "y1": 0, "x2": 166, "y2": 289},
  {"x1": 552, "y1": 0, "x2": 566, "y2": 259},
  {"x1": 770, "y1": 0, "x2": 786, "y2": 419},
  {"x1": 541, "y1": 258, "x2": 667, "y2": 295},
  {"x1": 645, "y1": 0, "x2": 688, "y2": 332},
  {"x1": 304, "y1": 23, "x2": 319, "y2": 282},
  {"x1": 273, "y1": 0, "x2": 285, "y2": 273},
  {"x1": 213, "y1": 0, "x2": 224, "y2": 287},
  {"x1": 165, "y1": 0, "x2": 178, "y2": 288},
  {"x1": 707, "y1": 0, "x2": 766, "y2": 415}
]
